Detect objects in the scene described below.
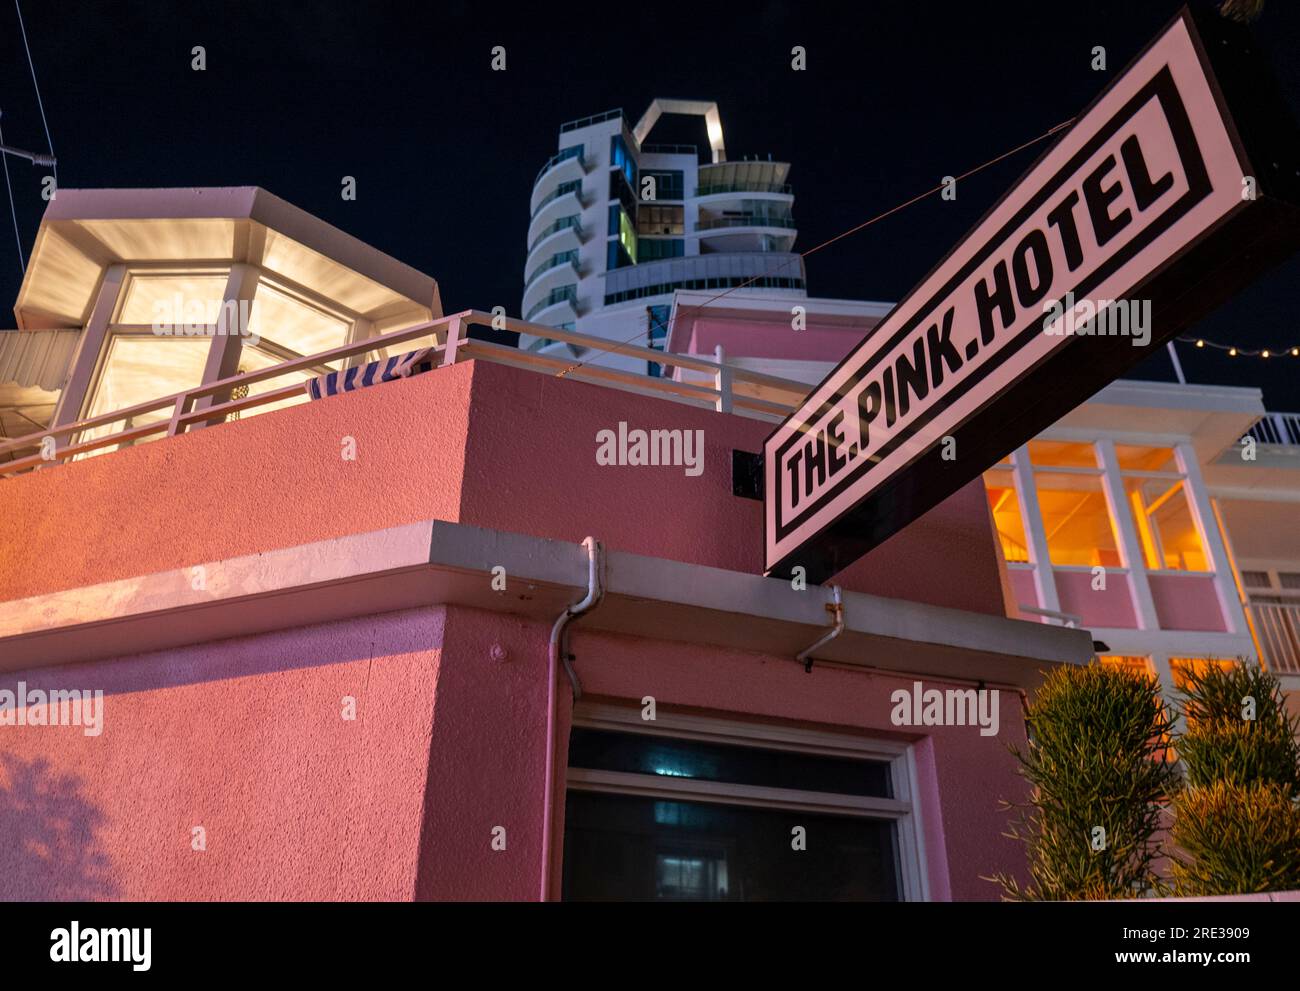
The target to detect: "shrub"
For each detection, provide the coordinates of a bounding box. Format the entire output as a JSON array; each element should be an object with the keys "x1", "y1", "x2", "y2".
[
  {"x1": 990, "y1": 663, "x2": 1178, "y2": 900},
  {"x1": 1171, "y1": 661, "x2": 1300, "y2": 895}
]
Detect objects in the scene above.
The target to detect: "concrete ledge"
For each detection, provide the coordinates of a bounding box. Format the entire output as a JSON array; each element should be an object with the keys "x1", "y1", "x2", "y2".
[{"x1": 0, "y1": 519, "x2": 1093, "y2": 683}]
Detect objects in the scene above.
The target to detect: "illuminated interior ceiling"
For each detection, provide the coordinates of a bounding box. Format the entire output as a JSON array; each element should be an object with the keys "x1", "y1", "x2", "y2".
[
  {"x1": 12, "y1": 187, "x2": 441, "y2": 333},
  {"x1": 697, "y1": 160, "x2": 790, "y2": 189}
]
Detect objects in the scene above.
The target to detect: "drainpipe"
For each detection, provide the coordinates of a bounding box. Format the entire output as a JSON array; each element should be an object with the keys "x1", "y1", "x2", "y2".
[
  {"x1": 796, "y1": 584, "x2": 843, "y2": 672},
  {"x1": 540, "y1": 536, "x2": 605, "y2": 902}
]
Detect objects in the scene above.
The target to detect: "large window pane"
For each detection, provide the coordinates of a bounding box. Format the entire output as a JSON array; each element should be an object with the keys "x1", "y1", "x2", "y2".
[
  {"x1": 78, "y1": 336, "x2": 211, "y2": 453},
  {"x1": 562, "y1": 791, "x2": 898, "y2": 901},
  {"x1": 568, "y1": 728, "x2": 891, "y2": 797},
  {"x1": 985, "y1": 469, "x2": 1030, "y2": 564},
  {"x1": 1115, "y1": 445, "x2": 1178, "y2": 472},
  {"x1": 233, "y1": 344, "x2": 316, "y2": 417},
  {"x1": 248, "y1": 284, "x2": 350, "y2": 359},
  {"x1": 117, "y1": 273, "x2": 229, "y2": 327},
  {"x1": 1124, "y1": 477, "x2": 1209, "y2": 571},
  {"x1": 1033, "y1": 471, "x2": 1121, "y2": 567}
]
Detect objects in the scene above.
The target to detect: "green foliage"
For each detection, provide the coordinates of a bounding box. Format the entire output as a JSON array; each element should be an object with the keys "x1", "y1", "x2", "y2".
[
  {"x1": 1171, "y1": 661, "x2": 1300, "y2": 896},
  {"x1": 1170, "y1": 781, "x2": 1300, "y2": 895},
  {"x1": 989, "y1": 664, "x2": 1178, "y2": 901},
  {"x1": 1174, "y1": 662, "x2": 1300, "y2": 794}
]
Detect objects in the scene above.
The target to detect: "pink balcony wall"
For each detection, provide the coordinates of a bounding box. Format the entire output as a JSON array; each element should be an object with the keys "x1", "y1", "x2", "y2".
[{"x1": 0, "y1": 359, "x2": 1042, "y2": 900}]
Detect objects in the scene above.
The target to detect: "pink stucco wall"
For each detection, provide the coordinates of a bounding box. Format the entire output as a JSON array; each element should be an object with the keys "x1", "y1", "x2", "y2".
[
  {"x1": 0, "y1": 359, "x2": 1036, "y2": 900},
  {"x1": 1054, "y1": 569, "x2": 1140, "y2": 629},
  {"x1": 674, "y1": 314, "x2": 873, "y2": 363},
  {"x1": 0, "y1": 607, "x2": 444, "y2": 900},
  {"x1": 1148, "y1": 573, "x2": 1228, "y2": 632},
  {"x1": 0, "y1": 360, "x2": 1009, "y2": 617}
]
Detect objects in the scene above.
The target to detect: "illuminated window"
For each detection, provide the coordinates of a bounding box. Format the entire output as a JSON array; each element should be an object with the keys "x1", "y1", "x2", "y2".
[
  {"x1": 1170, "y1": 657, "x2": 1239, "y2": 692},
  {"x1": 984, "y1": 468, "x2": 1030, "y2": 563},
  {"x1": 78, "y1": 336, "x2": 211, "y2": 454},
  {"x1": 1033, "y1": 471, "x2": 1121, "y2": 567},
  {"x1": 1099, "y1": 655, "x2": 1153, "y2": 679},
  {"x1": 116, "y1": 272, "x2": 230, "y2": 327},
  {"x1": 1123, "y1": 476, "x2": 1208, "y2": 572},
  {"x1": 1115, "y1": 445, "x2": 1179, "y2": 471},
  {"x1": 1027, "y1": 440, "x2": 1097, "y2": 468},
  {"x1": 247, "y1": 283, "x2": 350, "y2": 360}
]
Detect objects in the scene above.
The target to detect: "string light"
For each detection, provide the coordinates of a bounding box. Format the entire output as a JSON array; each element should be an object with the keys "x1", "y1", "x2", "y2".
[{"x1": 1176, "y1": 335, "x2": 1300, "y2": 360}]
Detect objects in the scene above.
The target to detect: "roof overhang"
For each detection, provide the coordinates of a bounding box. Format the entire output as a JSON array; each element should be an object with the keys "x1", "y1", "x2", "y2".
[{"x1": 13, "y1": 187, "x2": 440, "y2": 329}]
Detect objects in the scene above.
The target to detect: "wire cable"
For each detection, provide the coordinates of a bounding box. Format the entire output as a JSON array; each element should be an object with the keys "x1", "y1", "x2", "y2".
[
  {"x1": 14, "y1": 0, "x2": 56, "y2": 180},
  {"x1": 555, "y1": 115, "x2": 1076, "y2": 378}
]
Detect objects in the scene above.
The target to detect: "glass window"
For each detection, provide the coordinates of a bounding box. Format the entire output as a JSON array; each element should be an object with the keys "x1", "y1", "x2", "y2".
[
  {"x1": 78, "y1": 336, "x2": 212, "y2": 454},
  {"x1": 117, "y1": 273, "x2": 230, "y2": 327},
  {"x1": 1027, "y1": 440, "x2": 1098, "y2": 469},
  {"x1": 1123, "y1": 477, "x2": 1208, "y2": 571},
  {"x1": 638, "y1": 238, "x2": 684, "y2": 261},
  {"x1": 1099, "y1": 655, "x2": 1153, "y2": 679},
  {"x1": 562, "y1": 791, "x2": 898, "y2": 902},
  {"x1": 637, "y1": 205, "x2": 684, "y2": 236},
  {"x1": 609, "y1": 134, "x2": 637, "y2": 186},
  {"x1": 1170, "y1": 657, "x2": 1240, "y2": 692},
  {"x1": 233, "y1": 344, "x2": 317, "y2": 417},
  {"x1": 1033, "y1": 471, "x2": 1121, "y2": 567},
  {"x1": 642, "y1": 169, "x2": 684, "y2": 201},
  {"x1": 247, "y1": 284, "x2": 350, "y2": 361},
  {"x1": 984, "y1": 468, "x2": 1030, "y2": 564},
  {"x1": 608, "y1": 168, "x2": 637, "y2": 217},
  {"x1": 567, "y1": 728, "x2": 891, "y2": 797}
]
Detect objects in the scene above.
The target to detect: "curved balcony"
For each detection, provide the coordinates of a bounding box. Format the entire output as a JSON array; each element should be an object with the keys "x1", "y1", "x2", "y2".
[
  {"x1": 528, "y1": 184, "x2": 585, "y2": 247},
  {"x1": 525, "y1": 215, "x2": 583, "y2": 272},
  {"x1": 522, "y1": 254, "x2": 580, "y2": 317},
  {"x1": 695, "y1": 214, "x2": 796, "y2": 231},
  {"x1": 525, "y1": 284, "x2": 579, "y2": 323},
  {"x1": 695, "y1": 181, "x2": 793, "y2": 198},
  {"x1": 530, "y1": 148, "x2": 587, "y2": 214},
  {"x1": 602, "y1": 252, "x2": 806, "y2": 307}
]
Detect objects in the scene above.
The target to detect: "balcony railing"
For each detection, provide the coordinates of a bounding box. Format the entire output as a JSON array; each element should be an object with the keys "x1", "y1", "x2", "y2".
[
  {"x1": 533, "y1": 146, "x2": 585, "y2": 187},
  {"x1": 0, "y1": 312, "x2": 814, "y2": 476},
  {"x1": 530, "y1": 180, "x2": 583, "y2": 221},
  {"x1": 696, "y1": 214, "x2": 796, "y2": 231},
  {"x1": 559, "y1": 109, "x2": 624, "y2": 133},
  {"x1": 642, "y1": 143, "x2": 697, "y2": 156},
  {"x1": 695, "y1": 182, "x2": 793, "y2": 197},
  {"x1": 524, "y1": 285, "x2": 578, "y2": 322},
  {"x1": 525, "y1": 250, "x2": 579, "y2": 288},
  {"x1": 527, "y1": 215, "x2": 583, "y2": 256},
  {"x1": 1247, "y1": 412, "x2": 1300, "y2": 446},
  {"x1": 1250, "y1": 601, "x2": 1300, "y2": 675}
]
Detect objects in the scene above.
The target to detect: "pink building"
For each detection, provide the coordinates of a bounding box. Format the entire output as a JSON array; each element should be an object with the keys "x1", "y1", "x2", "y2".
[{"x1": 0, "y1": 189, "x2": 1090, "y2": 901}]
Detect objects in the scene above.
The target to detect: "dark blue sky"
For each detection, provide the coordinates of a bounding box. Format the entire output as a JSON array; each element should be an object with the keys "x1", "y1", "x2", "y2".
[{"x1": 1, "y1": 0, "x2": 1296, "y2": 406}]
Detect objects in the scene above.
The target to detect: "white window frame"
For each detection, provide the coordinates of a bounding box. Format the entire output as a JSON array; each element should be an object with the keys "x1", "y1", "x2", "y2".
[{"x1": 566, "y1": 701, "x2": 931, "y2": 901}]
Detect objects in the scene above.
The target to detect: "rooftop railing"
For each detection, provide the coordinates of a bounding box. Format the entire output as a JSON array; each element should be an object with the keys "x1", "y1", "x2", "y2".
[
  {"x1": 533, "y1": 145, "x2": 585, "y2": 187},
  {"x1": 559, "y1": 109, "x2": 624, "y2": 133},
  {"x1": 0, "y1": 312, "x2": 812, "y2": 477},
  {"x1": 1247, "y1": 412, "x2": 1300, "y2": 446}
]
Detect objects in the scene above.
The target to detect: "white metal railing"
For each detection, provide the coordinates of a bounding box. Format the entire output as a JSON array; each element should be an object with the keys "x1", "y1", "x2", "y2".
[
  {"x1": 1250, "y1": 601, "x2": 1300, "y2": 675},
  {"x1": 0, "y1": 310, "x2": 813, "y2": 477},
  {"x1": 1247, "y1": 412, "x2": 1300, "y2": 446}
]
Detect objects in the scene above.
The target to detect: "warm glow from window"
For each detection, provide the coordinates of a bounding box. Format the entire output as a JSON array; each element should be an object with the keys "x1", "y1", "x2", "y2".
[
  {"x1": 1124, "y1": 477, "x2": 1208, "y2": 571},
  {"x1": 1115, "y1": 445, "x2": 1178, "y2": 471},
  {"x1": 1033, "y1": 472, "x2": 1121, "y2": 567},
  {"x1": 233, "y1": 345, "x2": 315, "y2": 417},
  {"x1": 1170, "y1": 657, "x2": 1239, "y2": 691},
  {"x1": 984, "y1": 469, "x2": 1029, "y2": 563},
  {"x1": 117, "y1": 273, "x2": 230, "y2": 326},
  {"x1": 248, "y1": 284, "x2": 350, "y2": 359},
  {"x1": 78, "y1": 336, "x2": 211, "y2": 455},
  {"x1": 1099, "y1": 655, "x2": 1153, "y2": 678},
  {"x1": 1027, "y1": 440, "x2": 1097, "y2": 468}
]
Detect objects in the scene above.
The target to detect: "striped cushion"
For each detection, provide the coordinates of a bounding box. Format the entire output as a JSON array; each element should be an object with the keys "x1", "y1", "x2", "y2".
[{"x1": 306, "y1": 348, "x2": 435, "y2": 401}]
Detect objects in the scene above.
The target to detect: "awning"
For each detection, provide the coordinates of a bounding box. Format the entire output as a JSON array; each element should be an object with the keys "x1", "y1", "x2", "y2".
[
  {"x1": 306, "y1": 348, "x2": 435, "y2": 400},
  {"x1": 0, "y1": 329, "x2": 80, "y2": 391}
]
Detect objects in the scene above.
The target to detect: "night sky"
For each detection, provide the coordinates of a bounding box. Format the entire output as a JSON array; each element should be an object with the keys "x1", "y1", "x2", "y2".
[{"x1": 1, "y1": 0, "x2": 1296, "y2": 407}]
